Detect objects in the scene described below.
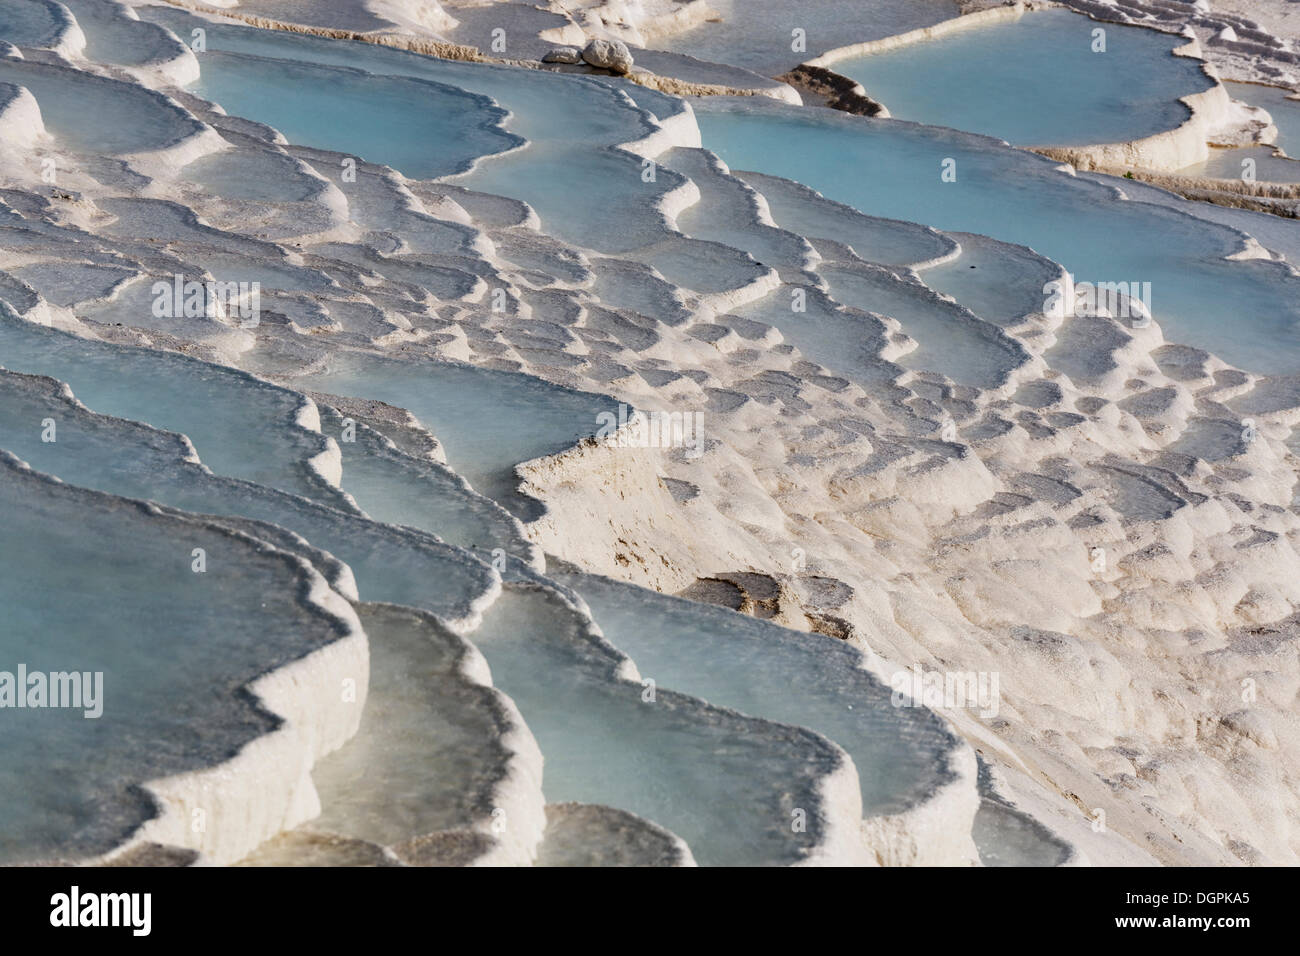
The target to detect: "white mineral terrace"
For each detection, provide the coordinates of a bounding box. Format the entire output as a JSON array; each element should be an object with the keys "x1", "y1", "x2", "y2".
[{"x1": 1, "y1": 0, "x2": 1299, "y2": 868}]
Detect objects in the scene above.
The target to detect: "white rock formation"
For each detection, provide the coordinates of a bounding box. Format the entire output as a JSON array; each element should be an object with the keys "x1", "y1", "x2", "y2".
[{"x1": 582, "y1": 37, "x2": 634, "y2": 74}]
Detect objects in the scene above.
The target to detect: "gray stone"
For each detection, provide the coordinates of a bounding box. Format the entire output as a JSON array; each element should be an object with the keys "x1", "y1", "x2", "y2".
[{"x1": 541, "y1": 46, "x2": 583, "y2": 64}]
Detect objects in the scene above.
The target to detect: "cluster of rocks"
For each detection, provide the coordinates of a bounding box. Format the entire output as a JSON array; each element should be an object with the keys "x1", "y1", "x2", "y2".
[{"x1": 542, "y1": 38, "x2": 634, "y2": 75}]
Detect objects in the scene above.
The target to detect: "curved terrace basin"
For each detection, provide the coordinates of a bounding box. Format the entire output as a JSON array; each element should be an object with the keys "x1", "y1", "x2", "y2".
[
  {"x1": 191, "y1": 51, "x2": 520, "y2": 179},
  {"x1": 1174, "y1": 82, "x2": 1300, "y2": 182},
  {"x1": 315, "y1": 404, "x2": 536, "y2": 564},
  {"x1": 469, "y1": 583, "x2": 845, "y2": 866},
  {"x1": 0, "y1": 455, "x2": 354, "y2": 864},
  {"x1": 0, "y1": 59, "x2": 199, "y2": 155},
  {"x1": 1230, "y1": 81, "x2": 1300, "y2": 158},
  {"x1": 555, "y1": 571, "x2": 957, "y2": 816},
  {"x1": 536, "y1": 803, "x2": 693, "y2": 867},
  {"x1": 818, "y1": 263, "x2": 1024, "y2": 388},
  {"x1": 304, "y1": 603, "x2": 517, "y2": 852},
  {"x1": 731, "y1": 284, "x2": 895, "y2": 385},
  {"x1": 0, "y1": 0, "x2": 71, "y2": 49},
  {"x1": 60, "y1": 0, "x2": 189, "y2": 73},
  {"x1": 0, "y1": 312, "x2": 336, "y2": 503},
  {"x1": 145, "y1": 8, "x2": 681, "y2": 253},
  {"x1": 697, "y1": 99, "x2": 1300, "y2": 375},
  {"x1": 295, "y1": 353, "x2": 611, "y2": 519},
  {"x1": 974, "y1": 800, "x2": 1071, "y2": 866},
  {"x1": 1084, "y1": 167, "x2": 1300, "y2": 266},
  {"x1": 1176, "y1": 144, "x2": 1300, "y2": 183},
  {"x1": 832, "y1": 8, "x2": 1213, "y2": 147},
  {"x1": 917, "y1": 232, "x2": 1064, "y2": 328},
  {"x1": 973, "y1": 761, "x2": 1070, "y2": 866},
  {"x1": 182, "y1": 149, "x2": 328, "y2": 203},
  {"x1": 0, "y1": 367, "x2": 495, "y2": 629}
]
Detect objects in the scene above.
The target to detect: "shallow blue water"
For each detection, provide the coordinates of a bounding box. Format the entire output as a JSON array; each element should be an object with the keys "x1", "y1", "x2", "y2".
[
  {"x1": 645, "y1": 0, "x2": 959, "y2": 76},
  {"x1": 555, "y1": 571, "x2": 957, "y2": 815},
  {"x1": 147, "y1": 8, "x2": 675, "y2": 252},
  {"x1": 0, "y1": 312, "x2": 329, "y2": 500},
  {"x1": 1180, "y1": 83, "x2": 1300, "y2": 183},
  {"x1": 470, "y1": 585, "x2": 832, "y2": 866},
  {"x1": 1177, "y1": 144, "x2": 1300, "y2": 183},
  {"x1": 0, "y1": 461, "x2": 346, "y2": 864},
  {"x1": 697, "y1": 101, "x2": 1300, "y2": 375},
  {"x1": 835, "y1": 8, "x2": 1211, "y2": 147},
  {"x1": 190, "y1": 51, "x2": 519, "y2": 178},
  {"x1": 295, "y1": 353, "x2": 611, "y2": 518},
  {"x1": 0, "y1": 0, "x2": 65, "y2": 49},
  {"x1": 1230, "y1": 81, "x2": 1300, "y2": 158},
  {"x1": 0, "y1": 59, "x2": 197, "y2": 154}
]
